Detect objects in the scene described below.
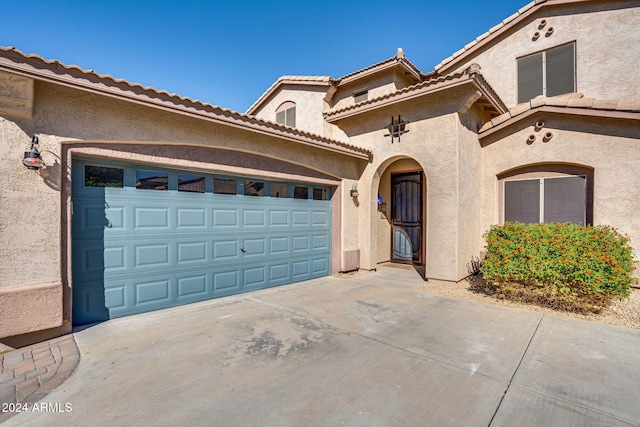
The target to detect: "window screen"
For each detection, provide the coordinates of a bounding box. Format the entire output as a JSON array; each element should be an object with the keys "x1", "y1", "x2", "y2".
[
  {"x1": 543, "y1": 176, "x2": 586, "y2": 224},
  {"x1": 517, "y1": 43, "x2": 575, "y2": 103},
  {"x1": 505, "y1": 180, "x2": 541, "y2": 224},
  {"x1": 517, "y1": 52, "x2": 543, "y2": 104},
  {"x1": 276, "y1": 103, "x2": 296, "y2": 127},
  {"x1": 545, "y1": 43, "x2": 575, "y2": 97}
]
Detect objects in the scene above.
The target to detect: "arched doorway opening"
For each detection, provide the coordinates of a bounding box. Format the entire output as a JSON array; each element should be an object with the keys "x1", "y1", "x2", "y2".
[{"x1": 373, "y1": 157, "x2": 426, "y2": 270}]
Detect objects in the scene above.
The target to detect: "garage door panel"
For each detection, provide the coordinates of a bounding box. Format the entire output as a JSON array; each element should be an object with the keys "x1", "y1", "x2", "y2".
[
  {"x1": 213, "y1": 240, "x2": 239, "y2": 260},
  {"x1": 177, "y1": 275, "x2": 208, "y2": 299},
  {"x1": 134, "y1": 207, "x2": 170, "y2": 229},
  {"x1": 134, "y1": 243, "x2": 170, "y2": 267},
  {"x1": 135, "y1": 279, "x2": 171, "y2": 305},
  {"x1": 213, "y1": 209, "x2": 238, "y2": 227},
  {"x1": 176, "y1": 208, "x2": 207, "y2": 228},
  {"x1": 177, "y1": 242, "x2": 208, "y2": 263},
  {"x1": 213, "y1": 270, "x2": 240, "y2": 291},
  {"x1": 244, "y1": 266, "x2": 267, "y2": 288},
  {"x1": 72, "y1": 159, "x2": 331, "y2": 324}
]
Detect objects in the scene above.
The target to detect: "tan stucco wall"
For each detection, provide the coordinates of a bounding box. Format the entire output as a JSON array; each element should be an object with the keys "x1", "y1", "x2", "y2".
[
  {"x1": 480, "y1": 112, "x2": 640, "y2": 257},
  {"x1": 251, "y1": 84, "x2": 332, "y2": 137},
  {"x1": 331, "y1": 68, "x2": 417, "y2": 112},
  {"x1": 334, "y1": 84, "x2": 485, "y2": 282},
  {"x1": 445, "y1": 1, "x2": 640, "y2": 107},
  {"x1": 0, "y1": 77, "x2": 367, "y2": 338}
]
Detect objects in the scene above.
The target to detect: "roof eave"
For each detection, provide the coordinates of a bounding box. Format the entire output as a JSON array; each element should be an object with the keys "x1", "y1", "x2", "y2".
[
  {"x1": 435, "y1": 0, "x2": 604, "y2": 74},
  {"x1": 245, "y1": 77, "x2": 331, "y2": 115},
  {"x1": 0, "y1": 48, "x2": 369, "y2": 161},
  {"x1": 325, "y1": 69, "x2": 507, "y2": 123},
  {"x1": 479, "y1": 105, "x2": 640, "y2": 139}
]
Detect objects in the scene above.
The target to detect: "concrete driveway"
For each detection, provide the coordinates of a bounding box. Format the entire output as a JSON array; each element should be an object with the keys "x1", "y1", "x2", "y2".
[{"x1": 4, "y1": 265, "x2": 640, "y2": 426}]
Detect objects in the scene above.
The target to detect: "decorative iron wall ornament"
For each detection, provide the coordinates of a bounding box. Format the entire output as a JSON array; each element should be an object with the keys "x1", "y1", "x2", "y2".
[{"x1": 384, "y1": 116, "x2": 410, "y2": 143}]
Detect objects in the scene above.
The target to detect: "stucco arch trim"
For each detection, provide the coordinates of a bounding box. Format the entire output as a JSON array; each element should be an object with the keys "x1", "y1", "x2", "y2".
[
  {"x1": 361, "y1": 155, "x2": 428, "y2": 270},
  {"x1": 61, "y1": 140, "x2": 345, "y2": 184},
  {"x1": 496, "y1": 162, "x2": 595, "y2": 226}
]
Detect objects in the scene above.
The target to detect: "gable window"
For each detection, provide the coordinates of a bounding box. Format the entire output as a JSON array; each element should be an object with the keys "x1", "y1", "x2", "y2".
[
  {"x1": 276, "y1": 101, "x2": 296, "y2": 127},
  {"x1": 517, "y1": 42, "x2": 575, "y2": 104},
  {"x1": 504, "y1": 175, "x2": 587, "y2": 225},
  {"x1": 353, "y1": 90, "x2": 368, "y2": 104}
]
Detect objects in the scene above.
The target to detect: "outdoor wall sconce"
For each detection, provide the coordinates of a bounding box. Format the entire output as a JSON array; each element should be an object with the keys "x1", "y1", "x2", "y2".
[
  {"x1": 350, "y1": 183, "x2": 359, "y2": 198},
  {"x1": 22, "y1": 136, "x2": 44, "y2": 170}
]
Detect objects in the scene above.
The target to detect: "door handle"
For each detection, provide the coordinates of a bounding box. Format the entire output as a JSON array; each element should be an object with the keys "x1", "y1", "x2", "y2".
[{"x1": 240, "y1": 248, "x2": 246, "y2": 253}]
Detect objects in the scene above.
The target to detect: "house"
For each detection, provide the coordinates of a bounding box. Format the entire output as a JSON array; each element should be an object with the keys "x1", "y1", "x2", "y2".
[{"x1": 1, "y1": 0, "x2": 638, "y2": 347}]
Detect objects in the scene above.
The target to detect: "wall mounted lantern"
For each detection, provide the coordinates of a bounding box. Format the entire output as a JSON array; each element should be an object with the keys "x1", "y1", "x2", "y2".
[
  {"x1": 22, "y1": 136, "x2": 43, "y2": 170},
  {"x1": 350, "y1": 183, "x2": 359, "y2": 198}
]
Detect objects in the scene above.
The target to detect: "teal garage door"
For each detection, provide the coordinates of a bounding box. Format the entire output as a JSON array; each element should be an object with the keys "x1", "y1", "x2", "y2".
[{"x1": 72, "y1": 159, "x2": 332, "y2": 324}]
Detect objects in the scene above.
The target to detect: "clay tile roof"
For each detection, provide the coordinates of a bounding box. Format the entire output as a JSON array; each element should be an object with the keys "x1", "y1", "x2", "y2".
[
  {"x1": 324, "y1": 65, "x2": 507, "y2": 122},
  {"x1": 435, "y1": 0, "x2": 550, "y2": 73},
  {"x1": 0, "y1": 46, "x2": 370, "y2": 160},
  {"x1": 245, "y1": 75, "x2": 331, "y2": 115},
  {"x1": 478, "y1": 93, "x2": 640, "y2": 135},
  {"x1": 334, "y1": 48, "x2": 425, "y2": 85}
]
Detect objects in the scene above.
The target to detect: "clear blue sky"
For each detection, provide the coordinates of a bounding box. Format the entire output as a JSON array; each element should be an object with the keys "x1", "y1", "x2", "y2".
[{"x1": 1, "y1": 1, "x2": 522, "y2": 112}]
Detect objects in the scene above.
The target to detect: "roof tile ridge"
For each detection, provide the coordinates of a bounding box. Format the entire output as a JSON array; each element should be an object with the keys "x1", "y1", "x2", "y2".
[
  {"x1": 1, "y1": 47, "x2": 370, "y2": 156},
  {"x1": 435, "y1": 0, "x2": 542, "y2": 71},
  {"x1": 1, "y1": 46, "x2": 230, "y2": 112},
  {"x1": 325, "y1": 70, "x2": 469, "y2": 118}
]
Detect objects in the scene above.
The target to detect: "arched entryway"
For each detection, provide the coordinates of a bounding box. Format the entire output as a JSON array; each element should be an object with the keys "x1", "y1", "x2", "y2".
[{"x1": 372, "y1": 157, "x2": 426, "y2": 268}]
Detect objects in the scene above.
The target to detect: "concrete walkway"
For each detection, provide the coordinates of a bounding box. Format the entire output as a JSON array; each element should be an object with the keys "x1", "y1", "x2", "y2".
[{"x1": 2, "y1": 265, "x2": 640, "y2": 426}]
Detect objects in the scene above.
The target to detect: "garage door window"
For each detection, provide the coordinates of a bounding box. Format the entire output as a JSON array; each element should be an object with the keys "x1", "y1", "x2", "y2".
[
  {"x1": 136, "y1": 170, "x2": 168, "y2": 191},
  {"x1": 505, "y1": 175, "x2": 586, "y2": 224},
  {"x1": 270, "y1": 183, "x2": 288, "y2": 198},
  {"x1": 294, "y1": 186, "x2": 309, "y2": 199},
  {"x1": 214, "y1": 178, "x2": 237, "y2": 195},
  {"x1": 313, "y1": 188, "x2": 327, "y2": 200},
  {"x1": 84, "y1": 165, "x2": 124, "y2": 188},
  {"x1": 244, "y1": 181, "x2": 265, "y2": 196},
  {"x1": 178, "y1": 174, "x2": 205, "y2": 193}
]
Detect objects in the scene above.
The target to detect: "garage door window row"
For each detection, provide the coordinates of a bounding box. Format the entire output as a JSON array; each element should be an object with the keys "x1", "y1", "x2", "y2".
[{"x1": 84, "y1": 164, "x2": 329, "y2": 200}]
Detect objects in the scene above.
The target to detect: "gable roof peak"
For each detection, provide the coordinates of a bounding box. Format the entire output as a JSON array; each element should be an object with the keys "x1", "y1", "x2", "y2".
[{"x1": 395, "y1": 47, "x2": 405, "y2": 60}]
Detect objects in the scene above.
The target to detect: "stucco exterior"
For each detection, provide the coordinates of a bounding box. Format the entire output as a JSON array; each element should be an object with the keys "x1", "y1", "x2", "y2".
[
  {"x1": 1, "y1": 0, "x2": 639, "y2": 345},
  {"x1": 438, "y1": 0, "x2": 640, "y2": 107}
]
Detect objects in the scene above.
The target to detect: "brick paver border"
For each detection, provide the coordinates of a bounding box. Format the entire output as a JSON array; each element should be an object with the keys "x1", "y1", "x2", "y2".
[{"x1": 0, "y1": 335, "x2": 79, "y2": 423}]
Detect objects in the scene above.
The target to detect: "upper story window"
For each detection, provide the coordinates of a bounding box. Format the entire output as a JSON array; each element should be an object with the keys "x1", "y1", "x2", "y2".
[
  {"x1": 517, "y1": 42, "x2": 575, "y2": 104},
  {"x1": 276, "y1": 101, "x2": 296, "y2": 127},
  {"x1": 353, "y1": 90, "x2": 368, "y2": 104}
]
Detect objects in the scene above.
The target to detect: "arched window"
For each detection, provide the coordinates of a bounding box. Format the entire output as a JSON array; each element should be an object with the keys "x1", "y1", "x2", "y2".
[
  {"x1": 499, "y1": 164, "x2": 593, "y2": 225},
  {"x1": 276, "y1": 101, "x2": 296, "y2": 127}
]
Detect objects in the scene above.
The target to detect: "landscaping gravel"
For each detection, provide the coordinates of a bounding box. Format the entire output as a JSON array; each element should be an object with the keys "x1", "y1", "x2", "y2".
[{"x1": 420, "y1": 276, "x2": 640, "y2": 330}]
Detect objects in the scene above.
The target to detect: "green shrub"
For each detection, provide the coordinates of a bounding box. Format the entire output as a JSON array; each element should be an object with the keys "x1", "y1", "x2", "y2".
[{"x1": 480, "y1": 222, "x2": 637, "y2": 313}]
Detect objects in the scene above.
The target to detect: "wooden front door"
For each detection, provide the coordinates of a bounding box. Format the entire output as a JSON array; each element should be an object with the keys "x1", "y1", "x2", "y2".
[{"x1": 391, "y1": 172, "x2": 423, "y2": 264}]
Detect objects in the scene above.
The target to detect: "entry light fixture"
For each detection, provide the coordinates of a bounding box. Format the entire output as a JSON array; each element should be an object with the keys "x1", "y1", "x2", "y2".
[
  {"x1": 350, "y1": 183, "x2": 359, "y2": 198},
  {"x1": 22, "y1": 136, "x2": 43, "y2": 170}
]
